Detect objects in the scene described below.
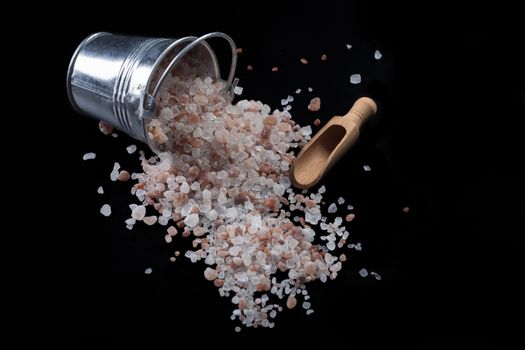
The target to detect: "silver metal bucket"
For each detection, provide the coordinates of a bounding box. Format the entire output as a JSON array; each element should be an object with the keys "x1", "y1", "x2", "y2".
[{"x1": 66, "y1": 32, "x2": 237, "y2": 147}]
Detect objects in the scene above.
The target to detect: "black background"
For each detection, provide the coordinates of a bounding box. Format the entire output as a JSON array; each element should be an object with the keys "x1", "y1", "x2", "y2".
[{"x1": 8, "y1": 1, "x2": 524, "y2": 346}]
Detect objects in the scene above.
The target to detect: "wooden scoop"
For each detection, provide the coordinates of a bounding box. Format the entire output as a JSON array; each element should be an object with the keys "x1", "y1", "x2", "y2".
[{"x1": 290, "y1": 97, "x2": 377, "y2": 189}]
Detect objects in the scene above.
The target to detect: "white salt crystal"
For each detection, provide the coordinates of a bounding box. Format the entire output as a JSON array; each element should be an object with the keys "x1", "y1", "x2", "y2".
[
  {"x1": 281, "y1": 99, "x2": 288, "y2": 106},
  {"x1": 346, "y1": 44, "x2": 352, "y2": 50},
  {"x1": 295, "y1": 88, "x2": 302, "y2": 94},
  {"x1": 287, "y1": 95, "x2": 294, "y2": 102},
  {"x1": 359, "y1": 268, "x2": 368, "y2": 277},
  {"x1": 350, "y1": 74, "x2": 362, "y2": 85},
  {"x1": 180, "y1": 182, "x2": 190, "y2": 193},
  {"x1": 110, "y1": 162, "x2": 120, "y2": 181},
  {"x1": 83, "y1": 152, "x2": 96, "y2": 160},
  {"x1": 184, "y1": 213, "x2": 199, "y2": 227},
  {"x1": 326, "y1": 241, "x2": 336, "y2": 251},
  {"x1": 97, "y1": 186, "x2": 104, "y2": 194},
  {"x1": 363, "y1": 165, "x2": 372, "y2": 172},
  {"x1": 347, "y1": 204, "x2": 354, "y2": 210},
  {"x1": 233, "y1": 86, "x2": 244, "y2": 95},
  {"x1": 144, "y1": 267, "x2": 152, "y2": 275},
  {"x1": 131, "y1": 205, "x2": 146, "y2": 220},
  {"x1": 337, "y1": 197, "x2": 345, "y2": 205},
  {"x1": 126, "y1": 144, "x2": 137, "y2": 154},
  {"x1": 374, "y1": 49, "x2": 382, "y2": 60},
  {"x1": 235, "y1": 327, "x2": 241, "y2": 333},
  {"x1": 318, "y1": 185, "x2": 326, "y2": 194},
  {"x1": 273, "y1": 183, "x2": 285, "y2": 196},
  {"x1": 100, "y1": 204, "x2": 111, "y2": 217},
  {"x1": 302, "y1": 301, "x2": 311, "y2": 309},
  {"x1": 308, "y1": 87, "x2": 313, "y2": 92},
  {"x1": 111, "y1": 132, "x2": 118, "y2": 138},
  {"x1": 327, "y1": 203, "x2": 337, "y2": 213}
]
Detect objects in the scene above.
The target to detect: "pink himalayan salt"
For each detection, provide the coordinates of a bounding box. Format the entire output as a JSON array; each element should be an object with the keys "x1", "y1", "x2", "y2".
[
  {"x1": 98, "y1": 121, "x2": 113, "y2": 135},
  {"x1": 204, "y1": 267, "x2": 218, "y2": 281},
  {"x1": 308, "y1": 97, "x2": 321, "y2": 112}
]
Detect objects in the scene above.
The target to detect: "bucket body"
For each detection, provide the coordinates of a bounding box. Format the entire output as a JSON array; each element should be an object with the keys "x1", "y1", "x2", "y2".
[{"x1": 67, "y1": 32, "x2": 237, "y2": 146}]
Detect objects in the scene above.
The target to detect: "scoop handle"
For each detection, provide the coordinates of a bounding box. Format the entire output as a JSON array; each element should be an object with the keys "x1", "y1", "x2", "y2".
[{"x1": 330, "y1": 97, "x2": 377, "y2": 162}]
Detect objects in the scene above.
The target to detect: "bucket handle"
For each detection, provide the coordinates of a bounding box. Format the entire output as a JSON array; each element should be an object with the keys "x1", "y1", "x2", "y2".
[{"x1": 136, "y1": 32, "x2": 237, "y2": 119}]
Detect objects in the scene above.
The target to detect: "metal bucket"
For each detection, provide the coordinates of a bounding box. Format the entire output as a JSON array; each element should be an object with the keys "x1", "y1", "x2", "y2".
[{"x1": 66, "y1": 32, "x2": 237, "y2": 148}]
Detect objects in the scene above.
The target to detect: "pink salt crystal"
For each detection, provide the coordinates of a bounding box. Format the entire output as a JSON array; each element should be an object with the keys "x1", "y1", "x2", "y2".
[
  {"x1": 167, "y1": 226, "x2": 177, "y2": 236},
  {"x1": 98, "y1": 121, "x2": 113, "y2": 135},
  {"x1": 117, "y1": 170, "x2": 130, "y2": 181},
  {"x1": 271, "y1": 67, "x2": 279, "y2": 72},
  {"x1": 204, "y1": 267, "x2": 218, "y2": 281},
  {"x1": 321, "y1": 54, "x2": 328, "y2": 61},
  {"x1": 314, "y1": 118, "x2": 321, "y2": 126},
  {"x1": 339, "y1": 254, "x2": 347, "y2": 262},
  {"x1": 236, "y1": 48, "x2": 243, "y2": 54},
  {"x1": 402, "y1": 207, "x2": 410, "y2": 213},
  {"x1": 345, "y1": 213, "x2": 355, "y2": 222},
  {"x1": 143, "y1": 216, "x2": 158, "y2": 226},
  {"x1": 304, "y1": 261, "x2": 317, "y2": 275},
  {"x1": 286, "y1": 295, "x2": 297, "y2": 309},
  {"x1": 308, "y1": 97, "x2": 321, "y2": 112},
  {"x1": 165, "y1": 234, "x2": 172, "y2": 243},
  {"x1": 300, "y1": 58, "x2": 308, "y2": 64},
  {"x1": 174, "y1": 251, "x2": 181, "y2": 257},
  {"x1": 247, "y1": 65, "x2": 253, "y2": 71}
]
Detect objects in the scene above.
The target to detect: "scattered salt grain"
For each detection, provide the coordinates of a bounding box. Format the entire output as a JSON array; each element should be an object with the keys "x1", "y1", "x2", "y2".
[
  {"x1": 247, "y1": 65, "x2": 253, "y2": 71},
  {"x1": 347, "y1": 204, "x2": 354, "y2": 210},
  {"x1": 337, "y1": 197, "x2": 345, "y2": 205},
  {"x1": 314, "y1": 118, "x2": 321, "y2": 126},
  {"x1": 363, "y1": 165, "x2": 372, "y2": 172},
  {"x1": 374, "y1": 49, "x2": 382, "y2": 60},
  {"x1": 234, "y1": 86, "x2": 244, "y2": 95},
  {"x1": 111, "y1": 132, "x2": 118, "y2": 138},
  {"x1": 143, "y1": 216, "x2": 158, "y2": 226},
  {"x1": 308, "y1": 87, "x2": 313, "y2": 92},
  {"x1": 236, "y1": 48, "x2": 243, "y2": 54},
  {"x1": 83, "y1": 152, "x2": 96, "y2": 161},
  {"x1": 100, "y1": 204, "x2": 111, "y2": 217},
  {"x1": 295, "y1": 88, "x2": 302, "y2": 94},
  {"x1": 110, "y1": 162, "x2": 120, "y2": 181},
  {"x1": 126, "y1": 145, "x2": 137, "y2": 154},
  {"x1": 300, "y1": 58, "x2": 308, "y2": 64},
  {"x1": 97, "y1": 186, "x2": 104, "y2": 194},
  {"x1": 327, "y1": 203, "x2": 337, "y2": 213},
  {"x1": 272, "y1": 67, "x2": 279, "y2": 72},
  {"x1": 204, "y1": 267, "x2": 218, "y2": 281},
  {"x1": 345, "y1": 213, "x2": 355, "y2": 222},
  {"x1": 308, "y1": 97, "x2": 321, "y2": 112},
  {"x1": 346, "y1": 44, "x2": 352, "y2": 50},
  {"x1": 318, "y1": 185, "x2": 326, "y2": 194},
  {"x1": 321, "y1": 54, "x2": 327, "y2": 61},
  {"x1": 117, "y1": 170, "x2": 130, "y2": 181},
  {"x1": 402, "y1": 207, "x2": 410, "y2": 213},
  {"x1": 302, "y1": 301, "x2": 311, "y2": 309},
  {"x1": 98, "y1": 121, "x2": 113, "y2": 135},
  {"x1": 131, "y1": 205, "x2": 146, "y2": 220},
  {"x1": 184, "y1": 213, "x2": 199, "y2": 228},
  {"x1": 350, "y1": 74, "x2": 362, "y2": 85},
  {"x1": 359, "y1": 268, "x2": 368, "y2": 277},
  {"x1": 286, "y1": 295, "x2": 297, "y2": 309},
  {"x1": 371, "y1": 271, "x2": 382, "y2": 280},
  {"x1": 235, "y1": 327, "x2": 241, "y2": 333},
  {"x1": 144, "y1": 268, "x2": 152, "y2": 275}
]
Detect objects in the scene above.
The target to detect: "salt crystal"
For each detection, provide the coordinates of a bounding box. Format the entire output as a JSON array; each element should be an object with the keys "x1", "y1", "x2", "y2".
[
  {"x1": 235, "y1": 327, "x2": 241, "y2": 333},
  {"x1": 374, "y1": 49, "x2": 382, "y2": 60},
  {"x1": 111, "y1": 132, "x2": 118, "y2": 138},
  {"x1": 97, "y1": 186, "x2": 104, "y2": 194},
  {"x1": 295, "y1": 88, "x2": 302, "y2": 94},
  {"x1": 126, "y1": 145, "x2": 137, "y2": 154},
  {"x1": 350, "y1": 74, "x2": 362, "y2": 85},
  {"x1": 363, "y1": 165, "x2": 371, "y2": 171},
  {"x1": 98, "y1": 121, "x2": 113, "y2": 135},
  {"x1": 143, "y1": 216, "x2": 157, "y2": 226},
  {"x1": 300, "y1": 58, "x2": 308, "y2": 64},
  {"x1": 337, "y1": 197, "x2": 345, "y2": 205},
  {"x1": 110, "y1": 162, "x2": 120, "y2": 181},
  {"x1": 307, "y1": 97, "x2": 321, "y2": 112},
  {"x1": 347, "y1": 204, "x2": 354, "y2": 210},
  {"x1": 326, "y1": 241, "x2": 336, "y2": 251},
  {"x1": 131, "y1": 205, "x2": 146, "y2": 220},
  {"x1": 328, "y1": 203, "x2": 337, "y2": 213},
  {"x1": 302, "y1": 301, "x2": 311, "y2": 309},
  {"x1": 144, "y1": 268, "x2": 152, "y2": 274},
  {"x1": 359, "y1": 268, "x2": 368, "y2": 277},
  {"x1": 346, "y1": 44, "x2": 352, "y2": 50},
  {"x1": 204, "y1": 267, "x2": 218, "y2": 281},
  {"x1": 83, "y1": 152, "x2": 96, "y2": 160},
  {"x1": 180, "y1": 182, "x2": 190, "y2": 193},
  {"x1": 308, "y1": 87, "x2": 313, "y2": 92},
  {"x1": 402, "y1": 207, "x2": 410, "y2": 213},
  {"x1": 318, "y1": 185, "x2": 326, "y2": 194},
  {"x1": 100, "y1": 204, "x2": 111, "y2": 217},
  {"x1": 234, "y1": 86, "x2": 244, "y2": 95},
  {"x1": 184, "y1": 213, "x2": 199, "y2": 228}
]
